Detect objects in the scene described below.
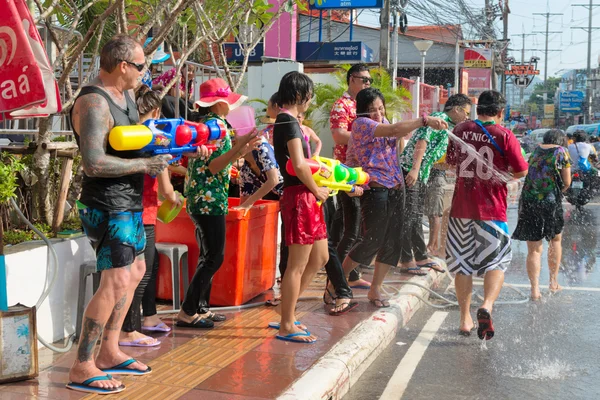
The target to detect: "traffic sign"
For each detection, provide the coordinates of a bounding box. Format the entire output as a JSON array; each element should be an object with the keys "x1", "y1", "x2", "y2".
[{"x1": 559, "y1": 91, "x2": 584, "y2": 113}]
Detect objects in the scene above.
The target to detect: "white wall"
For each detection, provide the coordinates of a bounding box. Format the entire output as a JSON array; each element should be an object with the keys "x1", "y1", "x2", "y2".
[
  {"x1": 5, "y1": 237, "x2": 95, "y2": 346},
  {"x1": 306, "y1": 72, "x2": 341, "y2": 159},
  {"x1": 247, "y1": 61, "x2": 304, "y2": 106}
]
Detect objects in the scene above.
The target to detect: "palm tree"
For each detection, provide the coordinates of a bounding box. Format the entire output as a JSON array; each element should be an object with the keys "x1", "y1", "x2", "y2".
[{"x1": 308, "y1": 64, "x2": 412, "y2": 129}]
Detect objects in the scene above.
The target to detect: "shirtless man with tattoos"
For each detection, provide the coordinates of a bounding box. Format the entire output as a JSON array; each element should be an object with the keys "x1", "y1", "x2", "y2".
[{"x1": 67, "y1": 35, "x2": 171, "y2": 395}]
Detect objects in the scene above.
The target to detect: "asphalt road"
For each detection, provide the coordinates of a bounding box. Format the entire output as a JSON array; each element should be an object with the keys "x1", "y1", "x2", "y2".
[{"x1": 344, "y1": 204, "x2": 600, "y2": 400}]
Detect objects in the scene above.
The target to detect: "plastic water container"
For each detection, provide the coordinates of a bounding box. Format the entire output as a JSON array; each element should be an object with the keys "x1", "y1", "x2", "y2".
[
  {"x1": 226, "y1": 106, "x2": 256, "y2": 136},
  {"x1": 155, "y1": 198, "x2": 279, "y2": 306}
]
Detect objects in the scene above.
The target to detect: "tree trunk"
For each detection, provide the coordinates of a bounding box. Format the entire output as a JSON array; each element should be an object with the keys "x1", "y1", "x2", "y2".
[
  {"x1": 33, "y1": 117, "x2": 53, "y2": 225},
  {"x1": 66, "y1": 163, "x2": 84, "y2": 220}
]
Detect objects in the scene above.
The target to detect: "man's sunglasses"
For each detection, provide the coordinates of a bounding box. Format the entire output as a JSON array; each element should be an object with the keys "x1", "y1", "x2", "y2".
[
  {"x1": 352, "y1": 75, "x2": 374, "y2": 84},
  {"x1": 119, "y1": 59, "x2": 145, "y2": 72}
]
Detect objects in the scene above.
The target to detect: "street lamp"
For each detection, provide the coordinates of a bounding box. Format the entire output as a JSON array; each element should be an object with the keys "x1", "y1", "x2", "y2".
[{"x1": 413, "y1": 40, "x2": 433, "y2": 83}]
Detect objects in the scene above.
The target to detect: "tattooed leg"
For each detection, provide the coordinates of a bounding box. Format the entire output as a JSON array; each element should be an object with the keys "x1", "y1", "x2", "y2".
[{"x1": 96, "y1": 257, "x2": 150, "y2": 372}]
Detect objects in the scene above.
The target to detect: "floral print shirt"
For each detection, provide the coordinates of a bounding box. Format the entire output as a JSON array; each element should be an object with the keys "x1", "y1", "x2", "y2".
[
  {"x1": 351, "y1": 117, "x2": 404, "y2": 189},
  {"x1": 239, "y1": 137, "x2": 284, "y2": 198},
  {"x1": 185, "y1": 113, "x2": 231, "y2": 215},
  {"x1": 330, "y1": 92, "x2": 356, "y2": 163},
  {"x1": 521, "y1": 146, "x2": 571, "y2": 203},
  {"x1": 399, "y1": 112, "x2": 453, "y2": 184}
]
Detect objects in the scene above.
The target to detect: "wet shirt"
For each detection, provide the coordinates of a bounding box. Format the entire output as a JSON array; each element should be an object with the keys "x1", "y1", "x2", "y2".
[
  {"x1": 521, "y1": 146, "x2": 571, "y2": 203},
  {"x1": 350, "y1": 117, "x2": 403, "y2": 188},
  {"x1": 399, "y1": 111, "x2": 453, "y2": 183},
  {"x1": 239, "y1": 137, "x2": 284, "y2": 198},
  {"x1": 330, "y1": 92, "x2": 356, "y2": 163},
  {"x1": 185, "y1": 113, "x2": 232, "y2": 215},
  {"x1": 447, "y1": 120, "x2": 529, "y2": 222},
  {"x1": 273, "y1": 112, "x2": 310, "y2": 187}
]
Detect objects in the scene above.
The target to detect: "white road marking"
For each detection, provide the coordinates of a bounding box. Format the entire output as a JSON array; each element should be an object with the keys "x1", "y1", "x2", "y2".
[
  {"x1": 472, "y1": 281, "x2": 600, "y2": 292},
  {"x1": 379, "y1": 311, "x2": 448, "y2": 400}
]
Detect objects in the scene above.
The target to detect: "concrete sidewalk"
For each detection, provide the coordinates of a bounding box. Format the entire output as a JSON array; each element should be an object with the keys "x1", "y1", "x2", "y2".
[{"x1": 0, "y1": 267, "x2": 445, "y2": 400}]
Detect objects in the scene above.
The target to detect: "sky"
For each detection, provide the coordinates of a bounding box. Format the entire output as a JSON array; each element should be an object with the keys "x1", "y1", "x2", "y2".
[{"x1": 355, "y1": 0, "x2": 596, "y2": 79}]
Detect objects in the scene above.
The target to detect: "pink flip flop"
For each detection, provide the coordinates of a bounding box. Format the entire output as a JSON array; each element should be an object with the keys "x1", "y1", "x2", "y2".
[
  {"x1": 141, "y1": 322, "x2": 171, "y2": 332},
  {"x1": 118, "y1": 337, "x2": 161, "y2": 347}
]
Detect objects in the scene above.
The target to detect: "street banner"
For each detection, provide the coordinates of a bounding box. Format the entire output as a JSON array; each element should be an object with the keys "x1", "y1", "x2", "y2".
[
  {"x1": 464, "y1": 48, "x2": 492, "y2": 68},
  {"x1": 544, "y1": 104, "x2": 555, "y2": 119}
]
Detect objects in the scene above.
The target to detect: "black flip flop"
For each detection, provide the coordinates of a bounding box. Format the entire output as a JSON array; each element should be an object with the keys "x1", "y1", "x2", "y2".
[
  {"x1": 323, "y1": 281, "x2": 336, "y2": 305},
  {"x1": 176, "y1": 316, "x2": 214, "y2": 329},
  {"x1": 369, "y1": 299, "x2": 390, "y2": 308},
  {"x1": 477, "y1": 308, "x2": 494, "y2": 340},
  {"x1": 206, "y1": 312, "x2": 226, "y2": 322},
  {"x1": 329, "y1": 300, "x2": 359, "y2": 316},
  {"x1": 418, "y1": 261, "x2": 445, "y2": 273}
]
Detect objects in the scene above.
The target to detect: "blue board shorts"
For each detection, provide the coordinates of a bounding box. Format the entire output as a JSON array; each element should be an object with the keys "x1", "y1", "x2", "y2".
[{"x1": 79, "y1": 208, "x2": 146, "y2": 271}]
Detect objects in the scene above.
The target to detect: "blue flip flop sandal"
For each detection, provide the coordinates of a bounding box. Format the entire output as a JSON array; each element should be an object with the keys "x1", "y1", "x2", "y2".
[
  {"x1": 275, "y1": 331, "x2": 316, "y2": 344},
  {"x1": 101, "y1": 358, "x2": 152, "y2": 375},
  {"x1": 267, "y1": 321, "x2": 306, "y2": 331},
  {"x1": 66, "y1": 374, "x2": 125, "y2": 394}
]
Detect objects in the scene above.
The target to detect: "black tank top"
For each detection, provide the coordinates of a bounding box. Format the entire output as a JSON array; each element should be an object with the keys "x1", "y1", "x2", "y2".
[{"x1": 71, "y1": 86, "x2": 145, "y2": 211}]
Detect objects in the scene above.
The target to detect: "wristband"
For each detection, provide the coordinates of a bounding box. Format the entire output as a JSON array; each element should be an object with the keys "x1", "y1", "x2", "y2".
[{"x1": 421, "y1": 113, "x2": 428, "y2": 127}]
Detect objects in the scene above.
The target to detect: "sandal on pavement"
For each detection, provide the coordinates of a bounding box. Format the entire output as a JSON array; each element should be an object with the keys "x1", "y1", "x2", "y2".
[
  {"x1": 329, "y1": 300, "x2": 359, "y2": 316},
  {"x1": 176, "y1": 316, "x2": 214, "y2": 329},
  {"x1": 268, "y1": 321, "x2": 308, "y2": 332},
  {"x1": 66, "y1": 374, "x2": 125, "y2": 394},
  {"x1": 348, "y1": 278, "x2": 371, "y2": 289},
  {"x1": 205, "y1": 312, "x2": 226, "y2": 322},
  {"x1": 417, "y1": 261, "x2": 445, "y2": 273},
  {"x1": 369, "y1": 299, "x2": 390, "y2": 308},
  {"x1": 118, "y1": 337, "x2": 161, "y2": 347},
  {"x1": 477, "y1": 308, "x2": 495, "y2": 340},
  {"x1": 276, "y1": 331, "x2": 316, "y2": 344},
  {"x1": 100, "y1": 358, "x2": 152, "y2": 376},
  {"x1": 142, "y1": 322, "x2": 171, "y2": 332}
]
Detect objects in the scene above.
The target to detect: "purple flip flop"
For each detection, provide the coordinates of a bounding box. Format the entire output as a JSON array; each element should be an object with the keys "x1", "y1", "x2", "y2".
[
  {"x1": 118, "y1": 337, "x2": 161, "y2": 347},
  {"x1": 141, "y1": 322, "x2": 171, "y2": 333}
]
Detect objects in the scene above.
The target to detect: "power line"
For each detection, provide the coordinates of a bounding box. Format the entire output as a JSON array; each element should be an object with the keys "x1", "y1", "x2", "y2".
[
  {"x1": 532, "y1": 12, "x2": 563, "y2": 84},
  {"x1": 571, "y1": 1, "x2": 600, "y2": 123}
]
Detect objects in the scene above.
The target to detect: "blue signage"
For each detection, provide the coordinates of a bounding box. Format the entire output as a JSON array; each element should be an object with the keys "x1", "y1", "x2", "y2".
[
  {"x1": 223, "y1": 43, "x2": 264, "y2": 63},
  {"x1": 559, "y1": 90, "x2": 585, "y2": 113},
  {"x1": 297, "y1": 41, "x2": 374, "y2": 63},
  {"x1": 310, "y1": 0, "x2": 383, "y2": 9}
]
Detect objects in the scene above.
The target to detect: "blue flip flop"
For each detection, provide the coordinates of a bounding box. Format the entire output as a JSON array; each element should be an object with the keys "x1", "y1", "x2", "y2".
[
  {"x1": 101, "y1": 358, "x2": 152, "y2": 375},
  {"x1": 66, "y1": 374, "x2": 125, "y2": 394},
  {"x1": 267, "y1": 321, "x2": 307, "y2": 332},
  {"x1": 275, "y1": 331, "x2": 317, "y2": 344}
]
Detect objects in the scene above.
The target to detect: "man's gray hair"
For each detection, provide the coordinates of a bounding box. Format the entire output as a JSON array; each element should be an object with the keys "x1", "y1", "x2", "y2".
[{"x1": 100, "y1": 34, "x2": 141, "y2": 73}]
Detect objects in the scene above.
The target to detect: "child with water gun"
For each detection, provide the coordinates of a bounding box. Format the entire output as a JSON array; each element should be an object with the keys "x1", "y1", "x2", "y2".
[{"x1": 176, "y1": 78, "x2": 261, "y2": 329}]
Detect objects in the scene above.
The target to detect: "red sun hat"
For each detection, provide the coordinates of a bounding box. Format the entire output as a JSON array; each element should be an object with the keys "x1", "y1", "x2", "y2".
[{"x1": 195, "y1": 78, "x2": 247, "y2": 110}]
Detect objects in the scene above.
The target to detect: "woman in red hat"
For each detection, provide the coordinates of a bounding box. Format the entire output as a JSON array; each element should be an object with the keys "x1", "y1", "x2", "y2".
[{"x1": 176, "y1": 78, "x2": 260, "y2": 329}]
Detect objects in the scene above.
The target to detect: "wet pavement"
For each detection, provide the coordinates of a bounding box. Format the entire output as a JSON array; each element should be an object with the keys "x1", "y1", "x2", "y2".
[
  {"x1": 344, "y1": 204, "x2": 600, "y2": 400},
  {"x1": 0, "y1": 271, "x2": 415, "y2": 400}
]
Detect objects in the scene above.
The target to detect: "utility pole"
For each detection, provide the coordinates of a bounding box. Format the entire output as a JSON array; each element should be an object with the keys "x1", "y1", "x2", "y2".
[
  {"x1": 572, "y1": 1, "x2": 600, "y2": 123},
  {"x1": 379, "y1": 0, "x2": 390, "y2": 69},
  {"x1": 532, "y1": 12, "x2": 563, "y2": 86},
  {"x1": 501, "y1": 0, "x2": 510, "y2": 96},
  {"x1": 511, "y1": 32, "x2": 535, "y2": 107},
  {"x1": 484, "y1": 0, "x2": 499, "y2": 90}
]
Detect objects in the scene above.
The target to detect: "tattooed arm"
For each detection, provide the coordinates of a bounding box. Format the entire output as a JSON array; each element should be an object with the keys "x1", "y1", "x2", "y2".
[{"x1": 73, "y1": 92, "x2": 170, "y2": 178}]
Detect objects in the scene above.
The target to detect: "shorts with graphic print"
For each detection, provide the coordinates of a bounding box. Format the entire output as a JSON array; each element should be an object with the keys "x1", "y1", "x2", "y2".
[
  {"x1": 79, "y1": 208, "x2": 146, "y2": 271},
  {"x1": 446, "y1": 218, "x2": 511, "y2": 277}
]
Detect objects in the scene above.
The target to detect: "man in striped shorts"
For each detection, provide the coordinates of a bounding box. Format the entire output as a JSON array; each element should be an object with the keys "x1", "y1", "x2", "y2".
[{"x1": 445, "y1": 90, "x2": 528, "y2": 340}]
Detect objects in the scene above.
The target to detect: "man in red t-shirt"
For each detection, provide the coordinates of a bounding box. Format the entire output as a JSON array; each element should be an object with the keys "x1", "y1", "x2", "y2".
[
  {"x1": 329, "y1": 63, "x2": 373, "y2": 288},
  {"x1": 445, "y1": 90, "x2": 528, "y2": 341}
]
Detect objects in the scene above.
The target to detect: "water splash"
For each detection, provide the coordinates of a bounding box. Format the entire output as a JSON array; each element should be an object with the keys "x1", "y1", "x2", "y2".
[{"x1": 505, "y1": 358, "x2": 578, "y2": 381}]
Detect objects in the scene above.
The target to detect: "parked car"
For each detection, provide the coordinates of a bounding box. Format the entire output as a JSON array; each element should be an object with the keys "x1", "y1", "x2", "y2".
[
  {"x1": 566, "y1": 124, "x2": 600, "y2": 136},
  {"x1": 520, "y1": 128, "x2": 550, "y2": 153}
]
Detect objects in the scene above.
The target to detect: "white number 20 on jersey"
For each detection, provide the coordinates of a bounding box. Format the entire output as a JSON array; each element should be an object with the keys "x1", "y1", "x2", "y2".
[{"x1": 459, "y1": 144, "x2": 494, "y2": 180}]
